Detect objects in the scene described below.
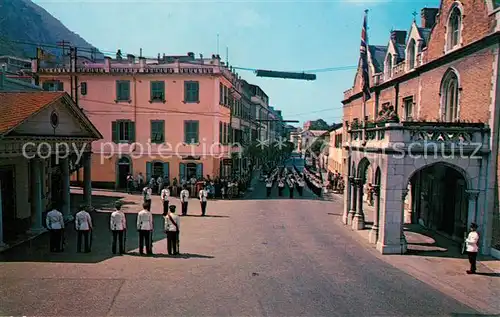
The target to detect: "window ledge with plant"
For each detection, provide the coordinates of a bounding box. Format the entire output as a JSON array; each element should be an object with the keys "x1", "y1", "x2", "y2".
[{"x1": 114, "y1": 99, "x2": 132, "y2": 104}]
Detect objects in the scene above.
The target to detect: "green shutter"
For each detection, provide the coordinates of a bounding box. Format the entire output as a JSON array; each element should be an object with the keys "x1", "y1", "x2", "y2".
[
  {"x1": 158, "y1": 120, "x2": 165, "y2": 142},
  {"x1": 129, "y1": 121, "x2": 136, "y2": 143},
  {"x1": 163, "y1": 162, "x2": 170, "y2": 179},
  {"x1": 184, "y1": 82, "x2": 189, "y2": 102},
  {"x1": 57, "y1": 81, "x2": 64, "y2": 91},
  {"x1": 219, "y1": 122, "x2": 223, "y2": 143},
  {"x1": 196, "y1": 163, "x2": 203, "y2": 179},
  {"x1": 124, "y1": 81, "x2": 130, "y2": 100},
  {"x1": 194, "y1": 121, "x2": 199, "y2": 143},
  {"x1": 116, "y1": 81, "x2": 121, "y2": 100},
  {"x1": 150, "y1": 121, "x2": 156, "y2": 142},
  {"x1": 179, "y1": 163, "x2": 186, "y2": 180},
  {"x1": 193, "y1": 82, "x2": 199, "y2": 102},
  {"x1": 184, "y1": 121, "x2": 189, "y2": 143},
  {"x1": 112, "y1": 121, "x2": 118, "y2": 143},
  {"x1": 146, "y1": 162, "x2": 152, "y2": 181}
]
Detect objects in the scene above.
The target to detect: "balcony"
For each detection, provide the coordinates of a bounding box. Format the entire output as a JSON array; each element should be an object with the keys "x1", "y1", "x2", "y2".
[{"x1": 346, "y1": 121, "x2": 490, "y2": 156}]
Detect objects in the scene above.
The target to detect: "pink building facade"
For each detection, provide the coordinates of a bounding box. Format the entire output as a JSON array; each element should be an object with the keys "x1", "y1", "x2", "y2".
[{"x1": 34, "y1": 53, "x2": 242, "y2": 188}]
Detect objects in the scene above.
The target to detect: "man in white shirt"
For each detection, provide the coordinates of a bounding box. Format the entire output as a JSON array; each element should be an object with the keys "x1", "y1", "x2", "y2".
[
  {"x1": 136, "y1": 202, "x2": 153, "y2": 256},
  {"x1": 75, "y1": 205, "x2": 93, "y2": 253},
  {"x1": 278, "y1": 178, "x2": 285, "y2": 196},
  {"x1": 161, "y1": 186, "x2": 170, "y2": 215},
  {"x1": 164, "y1": 205, "x2": 180, "y2": 255},
  {"x1": 46, "y1": 205, "x2": 65, "y2": 252},
  {"x1": 199, "y1": 185, "x2": 208, "y2": 216},
  {"x1": 143, "y1": 185, "x2": 152, "y2": 206},
  {"x1": 180, "y1": 185, "x2": 190, "y2": 216},
  {"x1": 157, "y1": 175, "x2": 163, "y2": 195},
  {"x1": 266, "y1": 178, "x2": 273, "y2": 197},
  {"x1": 110, "y1": 201, "x2": 127, "y2": 255},
  {"x1": 465, "y1": 222, "x2": 480, "y2": 274}
]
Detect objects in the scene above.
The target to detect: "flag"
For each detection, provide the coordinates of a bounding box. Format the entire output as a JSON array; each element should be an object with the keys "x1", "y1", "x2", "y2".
[{"x1": 360, "y1": 11, "x2": 371, "y2": 102}]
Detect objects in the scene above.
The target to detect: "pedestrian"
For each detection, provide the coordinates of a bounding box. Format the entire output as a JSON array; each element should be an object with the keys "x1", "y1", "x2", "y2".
[
  {"x1": 180, "y1": 185, "x2": 190, "y2": 216},
  {"x1": 266, "y1": 178, "x2": 273, "y2": 197},
  {"x1": 288, "y1": 177, "x2": 295, "y2": 199},
  {"x1": 164, "y1": 205, "x2": 180, "y2": 255},
  {"x1": 143, "y1": 184, "x2": 152, "y2": 206},
  {"x1": 45, "y1": 204, "x2": 64, "y2": 252},
  {"x1": 278, "y1": 178, "x2": 285, "y2": 196},
  {"x1": 137, "y1": 202, "x2": 153, "y2": 256},
  {"x1": 126, "y1": 174, "x2": 134, "y2": 194},
  {"x1": 75, "y1": 205, "x2": 93, "y2": 253},
  {"x1": 110, "y1": 201, "x2": 127, "y2": 255},
  {"x1": 199, "y1": 185, "x2": 208, "y2": 216},
  {"x1": 157, "y1": 175, "x2": 164, "y2": 195},
  {"x1": 465, "y1": 223, "x2": 480, "y2": 274},
  {"x1": 161, "y1": 185, "x2": 170, "y2": 215}
]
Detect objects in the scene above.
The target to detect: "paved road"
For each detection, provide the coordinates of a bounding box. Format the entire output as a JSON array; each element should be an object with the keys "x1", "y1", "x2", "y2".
[{"x1": 0, "y1": 170, "x2": 479, "y2": 316}]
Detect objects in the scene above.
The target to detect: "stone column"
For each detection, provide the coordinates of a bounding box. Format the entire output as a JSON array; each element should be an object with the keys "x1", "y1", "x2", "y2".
[
  {"x1": 465, "y1": 189, "x2": 479, "y2": 228},
  {"x1": 0, "y1": 179, "x2": 6, "y2": 248},
  {"x1": 29, "y1": 158, "x2": 45, "y2": 234},
  {"x1": 61, "y1": 157, "x2": 73, "y2": 221},
  {"x1": 347, "y1": 177, "x2": 357, "y2": 226},
  {"x1": 368, "y1": 185, "x2": 380, "y2": 243},
  {"x1": 400, "y1": 189, "x2": 409, "y2": 254},
  {"x1": 342, "y1": 176, "x2": 353, "y2": 224},
  {"x1": 352, "y1": 178, "x2": 365, "y2": 230},
  {"x1": 83, "y1": 152, "x2": 92, "y2": 208}
]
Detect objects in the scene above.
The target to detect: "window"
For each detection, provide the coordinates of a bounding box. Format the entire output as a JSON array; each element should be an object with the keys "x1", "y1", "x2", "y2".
[
  {"x1": 407, "y1": 39, "x2": 416, "y2": 70},
  {"x1": 116, "y1": 80, "x2": 130, "y2": 102},
  {"x1": 80, "y1": 82, "x2": 87, "y2": 95},
  {"x1": 151, "y1": 120, "x2": 165, "y2": 143},
  {"x1": 219, "y1": 121, "x2": 223, "y2": 143},
  {"x1": 184, "y1": 120, "x2": 199, "y2": 144},
  {"x1": 447, "y1": 7, "x2": 462, "y2": 50},
  {"x1": 150, "y1": 81, "x2": 165, "y2": 102},
  {"x1": 403, "y1": 96, "x2": 414, "y2": 121},
  {"x1": 42, "y1": 80, "x2": 63, "y2": 91},
  {"x1": 112, "y1": 120, "x2": 135, "y2": 143},
  {"x1": 441, "y1": 70, "x2": 459, "y2": 122},
  {"x1": 184, "y1": 81, "x2": 199, "y2": 103}
]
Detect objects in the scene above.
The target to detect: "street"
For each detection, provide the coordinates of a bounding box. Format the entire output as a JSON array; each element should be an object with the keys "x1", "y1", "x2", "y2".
[{"x1": 0, "y1": 163, "x2": 480, "y2": 316}]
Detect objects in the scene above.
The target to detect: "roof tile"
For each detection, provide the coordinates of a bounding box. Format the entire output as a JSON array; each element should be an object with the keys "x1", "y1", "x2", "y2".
[{"x1": 0, "y1": 91, "x2": 65, "y2": 135}]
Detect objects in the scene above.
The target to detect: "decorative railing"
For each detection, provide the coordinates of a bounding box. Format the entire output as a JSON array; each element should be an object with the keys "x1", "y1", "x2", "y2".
[{"x1": 347, "y1": 121, "x2": 490, "y2": 155}]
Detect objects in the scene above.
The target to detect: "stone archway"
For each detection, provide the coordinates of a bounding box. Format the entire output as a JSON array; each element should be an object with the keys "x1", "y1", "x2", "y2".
[
  {"x1": 408, "y1": 162, "x2": 468, "y2": 241},
  {"x1": 369, "y1": 167, "x2": 382, "y2": 244},
  {"x1": 351, "y1": 157, "x2": 371, "y2": 230}
]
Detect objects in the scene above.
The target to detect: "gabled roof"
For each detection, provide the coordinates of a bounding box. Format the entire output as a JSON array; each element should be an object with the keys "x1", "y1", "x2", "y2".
[
  {"x1": 394, "y1": 43, "x2": 406, "y2": 62},
  {"x1": 417, "y1": 27, "x2": 432, "y2": 46},
  {"x1": 0, "y1": 91, "x2": 102, "y2": 139},
  {"x1": 368, "y1": 45, "x2": 388, "y2": 73}
]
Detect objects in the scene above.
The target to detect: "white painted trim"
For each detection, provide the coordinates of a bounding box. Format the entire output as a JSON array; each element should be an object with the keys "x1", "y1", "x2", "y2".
[{"x1": 444, "y1": 2, "x2": 465, "y2": 54}]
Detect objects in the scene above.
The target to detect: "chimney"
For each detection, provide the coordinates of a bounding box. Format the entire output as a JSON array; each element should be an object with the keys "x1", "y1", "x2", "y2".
[
  {"x1": 127, "y1": 54, "x2": 135, "y2": 63},
  {"x1": 421, "y1": 8, "x2": 439, "y2": 28},
  {"x1": 390, "y1": 30, "x2": 407, "y2": 45},
  {"x1": 187, "y1": 52, "x2": 195, "y2": 59},
  {"x1": 157, "y1": 53, "x2": 161, "y2": 62},
  {"x1": 104, "y1": 56, "x2": 111, "y2": 72}
]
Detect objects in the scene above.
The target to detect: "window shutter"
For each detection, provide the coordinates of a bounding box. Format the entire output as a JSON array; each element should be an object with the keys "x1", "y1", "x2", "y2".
[
  {"x1": 184, "y1": 82, "x2": 189, "y2": 102},
  {"x1": 150, "y1": 121, "x2": 156, "y2": 142},
  {"x1": 193, "y1": 82, "x2": 199, "y2": 101},
  {"x1": 123, "y1": 81, "x2": 130, "y2": 100},
  {"x1": 196, "y1": 163, "x2": 203, "y2": 179},
  {"x1": 219, "y1": 122, "x2": 223, "y2": 143},
  {"x1": 158, "y1": 120, "x2": 165, "y2": 142},
  {"x1": 150, "y1": 82, "x2": 154, "y2": 100},
  {"x1": 81, "y1": 82, "x2": 87, "y2": 95},
  {"x1": 163, "y1": 162, "x2": 170, "y2": 179},
  {"x1": 184, "y1": 121, "x2": 189, "y2": 143},
  {"x1": 112, "y1": 121, "x2": 118, "y2": 143},
  {"x1": 116, "y1": 81, "x2": 121, "y2": 100},
  {"x1": 179, "y1": 163, "x2": 186, "y2": 180},
  {"x1": 194, "y1": 121, "x2": 199, "y2": 143},
  {"x1": 129, "y1": 121, "x2": 136, "y2": 143},
  {"x1": 146, "y1": 162, "x2": 152, "y2": 182},
  {"x1": 57, "y1": 81, "x2": 64, "y2": 91},
  {"x1": 42, "y1": 82, "x2": 50, "y2": 91}
]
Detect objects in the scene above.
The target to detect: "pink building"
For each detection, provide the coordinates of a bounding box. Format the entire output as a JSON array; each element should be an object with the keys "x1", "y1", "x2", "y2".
[{"x1": 34, "y1": 53, "x2": 243, "y2": 189}]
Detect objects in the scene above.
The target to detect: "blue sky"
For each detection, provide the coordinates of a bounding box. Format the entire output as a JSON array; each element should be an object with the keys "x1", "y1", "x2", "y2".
[{"x1": 34, "y1": 0, "x2": 440, "y2": 126}]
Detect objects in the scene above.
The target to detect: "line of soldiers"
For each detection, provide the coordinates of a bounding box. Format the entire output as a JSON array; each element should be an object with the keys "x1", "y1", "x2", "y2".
[
  {"x1": 44, "y1": 201, "x2": 182, "y2": 256},
  {"x1": 264, "y1": 167, "x2": 305, "y2": 198}
]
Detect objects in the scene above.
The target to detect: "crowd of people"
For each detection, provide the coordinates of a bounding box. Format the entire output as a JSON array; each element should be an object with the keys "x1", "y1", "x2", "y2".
[
  {"x1": 327, "y1": 170, "x2": 345, "y2": 194},
  {"x1": 126, "y1": 172, "x2": 253, "y2": 201}
]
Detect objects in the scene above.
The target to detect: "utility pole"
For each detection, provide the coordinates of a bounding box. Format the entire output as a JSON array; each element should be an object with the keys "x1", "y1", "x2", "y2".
[
  {"x1": 74, "y1": 47, "x2": 79, "y2": 108},
  {"x1": 57, "y1": 40, "x2": 71, "y2": 63}
]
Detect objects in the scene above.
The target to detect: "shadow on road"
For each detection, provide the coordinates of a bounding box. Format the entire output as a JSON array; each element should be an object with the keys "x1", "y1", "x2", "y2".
[
  {"x1": 0, "y1": 193, "x2": 216, "y2": 264},
  {"x1": 181, "y1": 214, "x2": 229, "y2": 218},
  {"x1": 127, "y1": 252, "x2": 214, "y2": 259}
]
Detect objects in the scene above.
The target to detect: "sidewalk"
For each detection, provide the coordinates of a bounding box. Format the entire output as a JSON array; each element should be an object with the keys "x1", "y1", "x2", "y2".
[{"x1": 327, "y1": 191, "x2": 500, "y2": 315}]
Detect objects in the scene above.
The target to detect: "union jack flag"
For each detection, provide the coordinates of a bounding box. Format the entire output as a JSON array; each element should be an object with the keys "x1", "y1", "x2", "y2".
[{"x1": 360, "y1": 11, "x2": 371, "y2": 102}]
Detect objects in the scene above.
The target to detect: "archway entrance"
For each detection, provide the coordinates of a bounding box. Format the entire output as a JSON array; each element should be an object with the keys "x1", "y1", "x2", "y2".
[
  {"x1": 409, "y1": 163, "x2": 468, "y2": 241},
  {"x1": 117, "y1": 157, "x2": 131, "y2": 189}
]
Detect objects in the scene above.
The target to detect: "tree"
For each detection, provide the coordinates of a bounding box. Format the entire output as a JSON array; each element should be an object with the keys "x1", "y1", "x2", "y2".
[{"x1": 309, "y1": 119, "x2": 330, "y2": 130}]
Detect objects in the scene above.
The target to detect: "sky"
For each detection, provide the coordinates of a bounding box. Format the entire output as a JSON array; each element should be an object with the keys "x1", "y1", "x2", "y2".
[{"x1": 33, "y1": 0, "x2": 440, "y2": 126}]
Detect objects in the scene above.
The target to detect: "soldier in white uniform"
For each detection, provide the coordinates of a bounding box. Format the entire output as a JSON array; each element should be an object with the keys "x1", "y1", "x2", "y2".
[
  {"x1": 161, "y1": 185, "x2": 170, "y2": 215},
  {"x1": 110, "y1": 202, "x2": 127, "y2": 255},
  {"x1": 143, "y1": 185, "x2": 152, "y2": 206},
  {"x1": 46, "y1": 205, "x2": 65, "y2": 252},
  {"x1": 199, "y1": 185, "x2": 208, "y2": 216},
  {"x1": 164, "y1": 205, "x2": 180, "y2": 255},
  {"x1": 180, "y1": 185, "x2": 190, "y2": 216},
  {"x1": 136, "y1": 202, "x2": 153, "y2": 255},
  {"x1": 75, "y1": 205, "x2": 93, "y2": 253},
  {"x1": 278, "y1": 177, "x2": 285, "y2": 196}
]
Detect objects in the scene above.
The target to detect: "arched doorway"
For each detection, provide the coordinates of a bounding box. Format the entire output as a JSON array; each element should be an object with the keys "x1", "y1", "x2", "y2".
[
  {"x1": 352, "y1": 158, "x2": 371, "y2": 230},
  {"x1": 117, "y1": 156, "x2": 131, "y2": 189},
  {"x1": 409, "y1": 163, "x2": 468, "y2": 241}
]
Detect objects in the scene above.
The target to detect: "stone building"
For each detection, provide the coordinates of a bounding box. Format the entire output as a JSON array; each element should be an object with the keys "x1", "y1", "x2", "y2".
[{"x1": 342, "y1": 0, "x2": 500, "y2": 257}]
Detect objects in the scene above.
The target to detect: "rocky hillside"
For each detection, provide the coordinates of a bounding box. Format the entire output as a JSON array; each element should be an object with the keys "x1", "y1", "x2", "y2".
[{"x1": 0, "y1": 0, "x2": 101, "y2": 59}]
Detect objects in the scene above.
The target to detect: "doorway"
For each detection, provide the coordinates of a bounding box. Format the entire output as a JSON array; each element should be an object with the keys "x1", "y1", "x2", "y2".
[
  {"x1": 153, "y1": 162, "x2": 164, "y2": 179},
  {"x1": 117, "y1": 156, "x2": 131, "y2": 189},
  {"x1": 186, "y1": 163, "x2": 197, "y2": 180},
  {"x1": 0, "y1": 166, "x2": 16, "y2": 242}
]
